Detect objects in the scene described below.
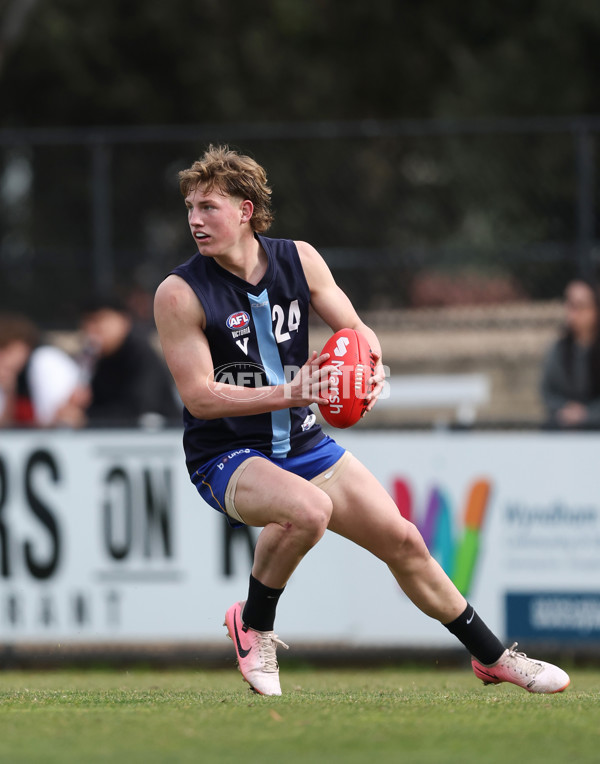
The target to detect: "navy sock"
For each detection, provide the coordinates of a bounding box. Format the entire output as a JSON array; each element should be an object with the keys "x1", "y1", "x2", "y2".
[
  {"x1": 242, "y1": 574, "x2": 285, "y2": 632},
  {"x1": 444, "y1": 603, "x2": 505, "y2": 665}
]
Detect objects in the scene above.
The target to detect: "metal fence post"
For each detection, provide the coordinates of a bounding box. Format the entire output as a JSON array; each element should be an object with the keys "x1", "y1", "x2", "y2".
[
  {"x1": 575, "y1": 127, "x2": 596, "y2": 280},
  {"x1": 90, "y1": 140, "x2": 114, "y2": 297}
]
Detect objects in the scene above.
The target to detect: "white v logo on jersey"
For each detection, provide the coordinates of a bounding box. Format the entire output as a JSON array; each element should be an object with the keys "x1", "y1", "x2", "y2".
[
  {"x1": 236, "y1": 338, "x2": 249, "y2": 355},
  {"x1": 334, "y1": 337, "x2": 350, "y2": 356}
]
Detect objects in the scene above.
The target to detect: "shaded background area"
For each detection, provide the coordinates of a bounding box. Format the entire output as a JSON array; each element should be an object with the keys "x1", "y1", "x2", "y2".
[
  {"x1": 1, "y1": 0, "x2": 599, "y2": 320},
  {"x1": 1, "y1": 119, "x2": 597, "y2": 324},
  {"x1": 1, "y1": 0, "x2": 599, "y2": 424}
]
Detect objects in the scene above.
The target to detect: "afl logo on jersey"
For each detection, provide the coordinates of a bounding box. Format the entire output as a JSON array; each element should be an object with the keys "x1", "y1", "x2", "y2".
[{"x1": 226, "y1": 311, "x2": 250, "y2": 330}]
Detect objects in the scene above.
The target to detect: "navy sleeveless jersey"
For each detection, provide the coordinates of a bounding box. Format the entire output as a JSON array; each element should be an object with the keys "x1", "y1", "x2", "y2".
[{"x1": 171, "y1": 235, "x2": 325, "y2": 474}]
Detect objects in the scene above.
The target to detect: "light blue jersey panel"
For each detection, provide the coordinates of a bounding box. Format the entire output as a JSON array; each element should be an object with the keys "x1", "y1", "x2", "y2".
[{"x1": 248, "y1": 288, "x2": 291, "y2": 457}]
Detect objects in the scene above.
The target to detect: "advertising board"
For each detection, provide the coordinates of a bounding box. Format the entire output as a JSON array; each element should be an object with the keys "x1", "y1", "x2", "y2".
[{"x1": 1, "y1": 429, "x2": 598, "y2": 647}]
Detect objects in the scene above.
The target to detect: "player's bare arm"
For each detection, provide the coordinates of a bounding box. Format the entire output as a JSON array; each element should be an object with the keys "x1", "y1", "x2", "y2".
[
  {"x1": 154, "y1": 275, "x2": 332, "y2": 418},
  {"x1": 296, "y1": 240, "x2": 385, "y2": 408}
]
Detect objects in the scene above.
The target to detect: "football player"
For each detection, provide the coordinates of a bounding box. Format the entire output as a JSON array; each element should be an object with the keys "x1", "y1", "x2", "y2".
[{"x1": 155, "y1": 145, "x2": 569, "y2": 697}]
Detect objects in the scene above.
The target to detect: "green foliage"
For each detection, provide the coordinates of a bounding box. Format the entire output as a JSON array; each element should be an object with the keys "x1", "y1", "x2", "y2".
[
  {"x1": 2, "y1": 0, "x2": 600, "y2": 127},
  {"x1": 1, "y1": 1, "x2": 599, "y2": 317}
]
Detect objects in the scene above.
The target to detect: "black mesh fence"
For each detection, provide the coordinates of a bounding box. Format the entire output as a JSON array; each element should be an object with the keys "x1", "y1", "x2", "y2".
[{"x1": 0, "y1": 117, "x2": 598, "y2": 327}]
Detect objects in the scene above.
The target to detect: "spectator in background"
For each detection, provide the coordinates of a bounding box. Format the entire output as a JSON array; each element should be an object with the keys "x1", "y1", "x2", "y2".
[
  {"x1": 80, "y1": 298, "x2": 181, "y2": 425},
  {"x1": 0, "y1": 312, "x2": 89, "y2": 428},
  {"x1": 540, "y1": 277, "x2": 600, "y2": 429}
]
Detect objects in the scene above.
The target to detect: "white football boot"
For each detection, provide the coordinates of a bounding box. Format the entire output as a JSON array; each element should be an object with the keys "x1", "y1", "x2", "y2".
[{"x1": 472, "y1": 643, "x2": 570, "y2": 693}]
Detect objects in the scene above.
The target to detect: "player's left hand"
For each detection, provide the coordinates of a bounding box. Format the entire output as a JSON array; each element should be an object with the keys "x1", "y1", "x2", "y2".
[{"x1": 363, "y1": 351, "x2": 385, "y2": 414}]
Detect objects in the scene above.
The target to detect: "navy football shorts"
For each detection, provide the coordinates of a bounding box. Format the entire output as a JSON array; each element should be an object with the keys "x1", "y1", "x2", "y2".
[{"x1": 191, "y1": 435, "x2": 347, "y2": 527}]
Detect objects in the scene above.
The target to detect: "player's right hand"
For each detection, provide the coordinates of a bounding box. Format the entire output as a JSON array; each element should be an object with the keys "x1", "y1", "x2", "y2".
[{"x1": 284, "y1": 351, "x2": 334, "y2": 406}]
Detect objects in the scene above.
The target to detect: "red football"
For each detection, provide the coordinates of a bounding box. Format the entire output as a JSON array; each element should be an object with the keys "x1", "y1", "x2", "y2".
[{"x1": 318, "y1": 328, "x2": 373, "y2": 428}]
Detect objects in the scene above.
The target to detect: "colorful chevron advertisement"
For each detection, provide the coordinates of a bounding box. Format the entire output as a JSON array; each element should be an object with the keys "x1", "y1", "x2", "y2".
[{"x1": 393, "y1": 478, "x2": 492, "y2": 597}]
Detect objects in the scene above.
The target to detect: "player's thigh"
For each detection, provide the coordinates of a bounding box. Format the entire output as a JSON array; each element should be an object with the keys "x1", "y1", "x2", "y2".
[
  {"x1": 234, "y1": 456, "x2": 332, "y2": 529},
  {"x1": 324, "y1": 454, "x2": 422, "y2": 561}
]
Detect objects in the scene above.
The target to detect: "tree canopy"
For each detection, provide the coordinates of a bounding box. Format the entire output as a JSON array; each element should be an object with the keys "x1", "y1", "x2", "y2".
[{"x1": 2, "y1": 0, "x2": 600, "y2": 127}]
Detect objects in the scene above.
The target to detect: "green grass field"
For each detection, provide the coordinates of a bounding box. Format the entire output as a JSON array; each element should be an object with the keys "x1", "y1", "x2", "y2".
[{"x1": 0, "y1": 666, "x2": 598, "y2": 763}]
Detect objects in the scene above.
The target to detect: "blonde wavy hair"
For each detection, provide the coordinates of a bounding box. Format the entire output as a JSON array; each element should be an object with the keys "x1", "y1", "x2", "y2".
[{"x1": 179, "y1": 144, "x2": 274, "y2": 233}]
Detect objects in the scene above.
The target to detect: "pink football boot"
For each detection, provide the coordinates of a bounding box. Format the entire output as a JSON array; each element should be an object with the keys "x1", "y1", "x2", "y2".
[{"x1": 224, "y1": 601, "x2": 289, "y2": 696}]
